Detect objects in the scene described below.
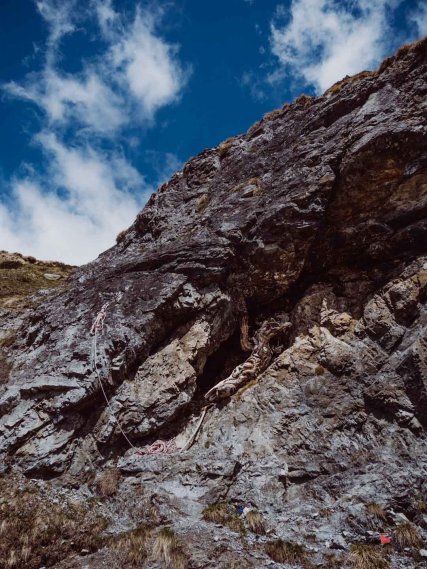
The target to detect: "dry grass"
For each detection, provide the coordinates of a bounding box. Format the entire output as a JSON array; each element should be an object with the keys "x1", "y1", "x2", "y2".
[
  {"x1": 348, "y1": 544, "x2": 390, "y2": 569},
  {"x1": 202, "y1": 503, "x2": 245, "y2": 534},
  {"x1": 323, "y1": 552, "x2": 343, "y2": 568},
  {"x1": 112, "y1": 526, "x2": 152, "y2": 567},
  {"x1": 0, "y1": 476, "x2": 108, "y2": 569},
  {"x1": 264, "y1": 539, "x2": 306, "y2": 564},
  {"x1": 196, "y1": 193, "x2": 210, "y2": 214},
  {"x1": 116, "y1": 229, "x2": 128, "y2": 244},
  {"x1": 245, "y1": 510, "x2": 266, "y2": 535},
  {"x1": 96, "y1": 467, "x2": 121, "y2": 497},
  {"x1": 218, "y1": 138, "x2": 235, "y2": 158},
  {"x1": 0, "y1": 331, "x2": 17, "y2": 348},
  {"x1": 325, "y1": 70, "x2": 373, "y2": 95},
  {"x1": 366, "y1": 502, "x2": 387, "y2": 521},
  {"x1": 152, "y1": 527, "x2": 188, "y2": 569},
  {"x1": 294, "y1": 94, "x2": 313, "y2": 106},
  {"x1": 231, "y1": 177, "x2": 262, "y2": 196},
  {"x1": 394, "y1": 522, "x2": 422, "y2": 549},
  {"x1": 0, "y1": 256, "x2": 73, "y2": 311},
  {"x1": 263, "y1": 108, "x2": 283, "y2": 121}
]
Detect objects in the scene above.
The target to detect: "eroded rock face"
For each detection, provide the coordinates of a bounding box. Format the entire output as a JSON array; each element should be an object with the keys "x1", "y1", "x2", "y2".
[{"x1": 1, "y1": 38, "x2": 427, "y2": 568}]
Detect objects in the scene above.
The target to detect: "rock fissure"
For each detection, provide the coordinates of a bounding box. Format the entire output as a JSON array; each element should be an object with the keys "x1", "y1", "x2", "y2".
[{"x1": 1, "y1": 38, "x2": 427, "y2": 568}]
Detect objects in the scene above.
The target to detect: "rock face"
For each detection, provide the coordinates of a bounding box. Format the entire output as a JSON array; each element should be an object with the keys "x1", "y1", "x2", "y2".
[{"x1": 1, "y1": 39, "x2": 427, "y2": 568}]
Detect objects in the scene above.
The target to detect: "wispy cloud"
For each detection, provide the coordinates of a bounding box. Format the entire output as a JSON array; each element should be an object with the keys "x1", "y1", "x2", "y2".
[
  {"x1": 0, "y1": 135, "x2": 147, "y2": 264},
  {"x1": 411, "y1": 2, "x2": 427, "y2": 36},
  {"x1": 1, "y1": 1, "x2": 188, "y2": 264},
  {"x1": 268, "y1": 0, "x2": 424, "y2": 94},
  {"x1": 5, "y1": 1, "x2": 189, "y2": 134}
]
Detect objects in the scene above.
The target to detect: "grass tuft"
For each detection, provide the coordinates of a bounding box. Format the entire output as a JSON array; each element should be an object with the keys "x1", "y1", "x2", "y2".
[
  {"x1": 116, "y1": 229, "x2": 128, "y2": 244},
  {"x1": 394, "y1": 521, "x2": 422, "y2": 549},
  {"x1": 0, "y1": 331, "x2": 17, "y2": 348},
  {"x1": 202, "y1": 503, "x2": 245, "y2": 534},
  {"x1": 96, "y1": 467, "x2": 121, "y2": 497},
  {"x1": 366, "y1": 502, "x2": 387, "y2": 521},
  {"x1": 348, "y1": 544, "x2": 390, "y2": 569},
  {"x1": 245, "y1": 510, "x2": 266, "y2": 535},
  {"x1": 264, "y1": 539, "x2": 306, "y2": 564},
  {"x1": 152, "y1": 527, "x2": 188, "y2": 569},
  {"x1": 112, "y1": 526, "x2": 151, "y2": 567},
  {"x1": 218, "y1": 138, "x2": 235, "y2": 158},
  {"x1": 196, "y1": 193, "x2": 210, "y2": 214}
]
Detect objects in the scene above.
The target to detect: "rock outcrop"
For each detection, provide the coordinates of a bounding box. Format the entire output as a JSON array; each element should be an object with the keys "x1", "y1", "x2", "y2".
[{"x1": 1, "y1": 38, "x2": 427, "y2": 568}]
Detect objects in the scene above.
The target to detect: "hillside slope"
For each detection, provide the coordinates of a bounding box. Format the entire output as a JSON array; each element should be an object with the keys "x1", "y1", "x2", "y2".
[{"x1": 0, "y1": 38, "x2": 427, "y2": 569}]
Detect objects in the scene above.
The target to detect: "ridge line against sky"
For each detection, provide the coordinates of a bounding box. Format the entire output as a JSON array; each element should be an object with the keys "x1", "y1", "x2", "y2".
[{"x1": 0, "y1": 0, "x2": 426, "y2": 265}]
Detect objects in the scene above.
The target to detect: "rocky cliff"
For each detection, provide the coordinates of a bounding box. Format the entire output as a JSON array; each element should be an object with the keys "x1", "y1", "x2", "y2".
[{"x1": 0, "y1": 38, "x2": 427, "y2": 569}]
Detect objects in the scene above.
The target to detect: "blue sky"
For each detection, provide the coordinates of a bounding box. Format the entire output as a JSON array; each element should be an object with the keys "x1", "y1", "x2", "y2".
[{"x1": 0, "y1": 0, "x2": 426, "y2": 264}]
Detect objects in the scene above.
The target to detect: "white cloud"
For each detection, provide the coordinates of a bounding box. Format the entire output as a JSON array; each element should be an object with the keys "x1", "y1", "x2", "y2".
[
  {"x1": 0, "y1": 136, "x2": 147, "y2": 264},
  {"x1": 411, "y1": 2, "x2": 427, "y2": 36},
  {"x1": 4, "y1": 1, "x2": 189, "y2": 133},
  {"x1": 108, "y1": 9, "x2": 188, "y2": 119},
  {"x1": 269, "y1": 0, "x2": 404, "y2": 93},
  {"x1": 36, "y1": 0, "x2": 76, "y2": 57},
  {"x1": 5, "y1": 70, "x2": 125, "y2": 134},
  {"x1": 93, "y1": 0, "x2": 117, "y2": 37},
  {"x1": 1, "y1": 1, "x2": 187, "y2": 264}
]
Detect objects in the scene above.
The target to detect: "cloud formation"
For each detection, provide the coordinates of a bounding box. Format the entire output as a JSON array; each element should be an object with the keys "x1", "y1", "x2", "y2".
[
  {"x1": 269, "y1": 0, "x2": 424, "y2": 94},
  {"x1": 411, "y1": 2, "x2": 427, "y2": 36},
  {"x1": 0, "y1": 136, "x2": 146, "y2": 264},
  {"x1": 5, "y1": 1, "x2": 188, "y2": 134},
  {"x1": 1, "y1": 1, "x2": 187, "y2": 264}
]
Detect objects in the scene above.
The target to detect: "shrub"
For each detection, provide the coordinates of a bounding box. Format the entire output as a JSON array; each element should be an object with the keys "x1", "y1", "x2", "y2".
[
  {"x1": 265, "y1": 539, "x2": 306, "y2": 564},
  {"x1": 245, "y1": 510, "x2": 266, "y2": 535},
  {"x1": 394, "y1": 522, "x2": 422, "y2": 549},
  {"x1": 152, "y1": 527, "x2": 187, "y2": 569},
  {"x1": 348, "y1": 544, "x2": 390, "y2": 569}
]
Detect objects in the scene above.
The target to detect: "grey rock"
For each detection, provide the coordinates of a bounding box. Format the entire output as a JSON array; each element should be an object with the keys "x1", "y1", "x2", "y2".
[{"x1": 1, "y1": 38, "x2": 427, "y2": 569}]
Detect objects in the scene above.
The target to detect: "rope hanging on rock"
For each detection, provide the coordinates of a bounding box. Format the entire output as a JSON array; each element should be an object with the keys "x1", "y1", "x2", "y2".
[
  {"x1": 90, "y1": 301, "x2": 140, "y2": 452},
  {"x1": 90, "y1": 301, "x2": 209, "y2": 455}
]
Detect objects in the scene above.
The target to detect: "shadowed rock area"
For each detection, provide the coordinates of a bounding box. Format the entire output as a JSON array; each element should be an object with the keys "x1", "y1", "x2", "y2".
[{"x1": 0, "y1": 38, "x2": 427, "y2": 569}]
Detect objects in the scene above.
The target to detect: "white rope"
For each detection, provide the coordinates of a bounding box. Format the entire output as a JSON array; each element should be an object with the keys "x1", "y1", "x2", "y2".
[
  {"x1": 91, "y1": 302, "x2": 139, "y2": 451},
  {"x1": 90, "y1": 301, "x2": 210, "y2": 456}
]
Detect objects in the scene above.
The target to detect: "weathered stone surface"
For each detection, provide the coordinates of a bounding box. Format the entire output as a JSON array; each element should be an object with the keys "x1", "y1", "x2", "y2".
[{"x1": 0, "y1": 38, "x2": 427, "y2": 568}]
